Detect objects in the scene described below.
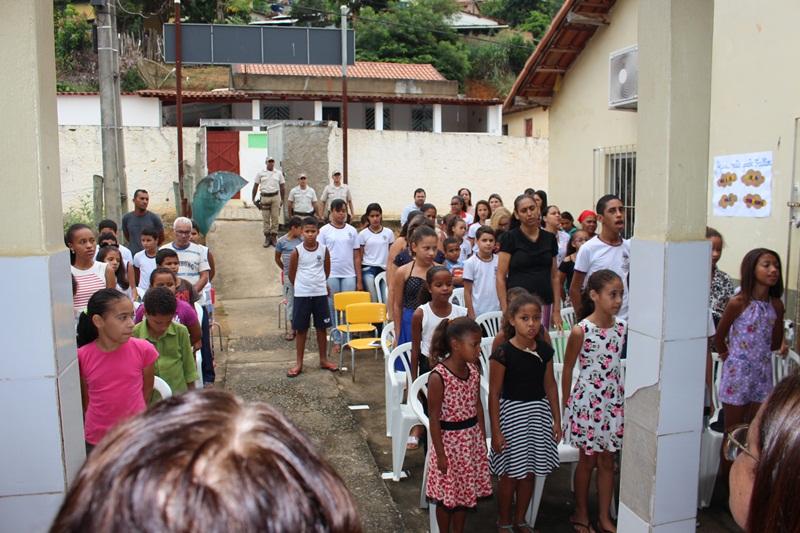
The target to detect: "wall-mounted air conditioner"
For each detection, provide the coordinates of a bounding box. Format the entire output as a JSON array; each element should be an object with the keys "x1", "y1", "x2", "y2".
[{"x1": 609, "y1": 45, "x2": 638, "y2": 110}]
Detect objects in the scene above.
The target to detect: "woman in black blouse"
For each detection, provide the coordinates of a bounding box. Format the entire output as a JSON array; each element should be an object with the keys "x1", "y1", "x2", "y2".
[{"x1": 496, "y1": 194, "x2": 563, "y2": 330}]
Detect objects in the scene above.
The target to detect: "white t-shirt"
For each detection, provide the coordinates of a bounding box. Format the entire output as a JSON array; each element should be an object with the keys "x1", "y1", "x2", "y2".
[
  {"x1": 556, "y1": 230, "x2": 570, "y2": 266},
  {"x1": 318, "y1": 223, "x2": 359, "y2": 278},
  {"x1": 133, "y1": 250, "x2": 157, "y2": 293},
  {"x1": 358, "y1": 227, "x2": 395, "y2": 268},
  {"x1": 463, "y1": 253, "x2": 500, "y2": 317},
  {"x1": 288, "y1": 185, "x2": 318, "y2": 214},
  {"x1": 294, "y1": 243, "x2": 328, "y2": 297},
  {"x1": 574, "y1": 236, "x2": 631, "y2": 320},
  {"x1": 161, "y1": 242, "x2": 211, "y2": 304},
  {"x1": 420, "y1": 302, "x2": 468, "y2": 357},
  {"x1": 459, "y1": 237, "x2": 472, "y2": 263}
]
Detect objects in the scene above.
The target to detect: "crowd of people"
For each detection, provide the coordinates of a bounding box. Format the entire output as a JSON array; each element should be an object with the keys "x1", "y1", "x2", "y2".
[{"x1": 61, "y1": 172, "x2": 797, "y2": 532}]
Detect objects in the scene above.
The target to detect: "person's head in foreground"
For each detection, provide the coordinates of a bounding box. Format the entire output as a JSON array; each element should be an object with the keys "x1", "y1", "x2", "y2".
[
  {"x1": 50, "y1": 389, "x2": 362, "y2": 533},
  {"x1": 728, "y1": 372, "x2": 800, "y2": 532}
]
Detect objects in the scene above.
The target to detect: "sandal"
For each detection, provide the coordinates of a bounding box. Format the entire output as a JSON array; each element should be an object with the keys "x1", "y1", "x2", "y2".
[
  {"x1": 287, "y1": 366, "x2": 302, "y2": 378},
  {"x1": 319, "y1": 361, "x2": 338, "y2": 371},
  {"x1": 515, "y1": 523, "x2": 538, "y2": 533},
  {"x1": 284, "y1": 331, "x2": 296, "y2": 341},
  {"x1": 497, "y1": 524, "x2": 515, "y2": 532},
  {"x1": 593, "y1": 523, "x2": 615, "y2": 533},
  {"x1": 569, "y1": 519, "x2": 594, "y2": 533},
  {"x1": 406, "y1": 436, "x2": 419, "y2": 450}
]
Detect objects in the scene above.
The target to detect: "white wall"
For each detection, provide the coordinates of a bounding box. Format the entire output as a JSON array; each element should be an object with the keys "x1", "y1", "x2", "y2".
[
  {"x1": 57, "y1": 94, "x2": 161, "y2": 127},
  {"x1": 59, "y1": 126, "x2": 202, "y2": 215},
  {"x1": 328, "y1": 128, "x2": 549, "y2": 218}
]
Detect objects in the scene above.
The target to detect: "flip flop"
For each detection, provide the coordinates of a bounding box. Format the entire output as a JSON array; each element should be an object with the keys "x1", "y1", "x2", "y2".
[
  {"x1": 569, "y1": 519, "x2": 594, "y2": 533},
  {"x1": 284, "y1": 331, "x2": 296, "y2": 341},
  {"x1": 406, "y1": 436, "x2": 419, "y2": 450},
  {"x1": 287, "y1": 367, "x2": 302, "y2": 378},
  {"x1": 319, "y1": 361, "x2": 338, "y2": 371}
]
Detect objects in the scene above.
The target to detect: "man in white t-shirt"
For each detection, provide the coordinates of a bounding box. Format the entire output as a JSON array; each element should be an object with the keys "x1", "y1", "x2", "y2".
[
  {"x1": 287, "y1": 174, "x2": 318, "y2": 218},
  {"x1": 569, "y1": 194, "x2": 631, "y2": 320},
  {"x1": 251, "y1": 157, "x2": 286, "y2": 247},
  {"x1": 400, "y1": 188, "x2": 426, "y2": 226},
  {"x1": 319, "y1": 171, "x2": 355, "y2": 219}
]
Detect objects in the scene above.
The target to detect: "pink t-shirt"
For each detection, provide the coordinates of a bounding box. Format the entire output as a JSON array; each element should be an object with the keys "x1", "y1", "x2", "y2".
[
  {"x1": 134, "y1": 298, "x2": 199, "y2": 327},
  {"x1": 78, "y1": 337, "x2": 158, "y2": 445}
]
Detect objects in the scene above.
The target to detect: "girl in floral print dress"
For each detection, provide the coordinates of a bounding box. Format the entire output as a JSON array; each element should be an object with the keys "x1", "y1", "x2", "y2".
[
  {"x1": 562, "y1": 270, "x2": 626, "y2": 533},
  {"x1": 425, "y1": 317, "x2": 491, "y2": 532},
  {"x1": 715, "y1": 248, "x2": 786, "y2": 470}
]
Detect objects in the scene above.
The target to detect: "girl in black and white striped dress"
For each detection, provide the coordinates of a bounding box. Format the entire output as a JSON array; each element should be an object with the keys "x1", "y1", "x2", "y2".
[{"x1": 489, "y1": 292, "x2": 561, "y2": 532}]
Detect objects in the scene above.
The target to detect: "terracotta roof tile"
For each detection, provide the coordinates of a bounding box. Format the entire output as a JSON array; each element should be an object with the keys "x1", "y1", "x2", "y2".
[{"x1": 236, "y1": 61, "x2": 447, "y2": 81}]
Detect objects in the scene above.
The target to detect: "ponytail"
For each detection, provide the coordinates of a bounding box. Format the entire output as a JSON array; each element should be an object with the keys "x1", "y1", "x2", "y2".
[
  {"x1": 578, "y1": 269, "x2": 622, "y2": 321},
  {"x1": 76, "y1": 288, "x2": 127, "y2": 347},
  {"x1": 429, "y1": 317, "x2": 481, "y2": 364}
]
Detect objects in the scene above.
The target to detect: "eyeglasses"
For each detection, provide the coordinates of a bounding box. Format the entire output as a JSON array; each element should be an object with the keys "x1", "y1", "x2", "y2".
[{"x1": 724, "y1": 424, "x2": 757, "y2": 462}]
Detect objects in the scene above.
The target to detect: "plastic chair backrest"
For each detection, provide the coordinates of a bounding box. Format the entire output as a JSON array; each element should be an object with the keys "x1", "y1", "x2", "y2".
[
  {"x1": 345, "y1": 302, "x2": 386, "y2": 326},
  {"x1": 154, "y1": 376, "x2": 172, "y2": 399},
  {"x1": 552, "y1": 362, "x2": 564, "y2": 407},
  {"x1": 381, "y1": 321, "x2": 395, "y2": 358},
  {"x1": 449, "y1": 287, "x2": 465, "y2": 307},
  {"x1": 476, "y1": 311, "x2": 503, "y2": 338},
  {"x1": 561, "y1": 307, "x2": 576, "y2": 328},
  {"x1": 409, "y1": 372, "x2": 431, "y2": 429},
  {"x1": 334, "y1": 291, "x2": 371, "y2": 312},
  {"x1": 773, "y1": 349, "x2": 800, "y2": 385},
  {"x1": 388, "y1": 342, "x2": 414, "y2": 388},
  {"x1": 480, "y1": 337, "x2": 494, "y2": 376},
  {"x1": 549, "y1": 329, "x2": 569, "y2": 363},
  {"x1": 194, "y1": 302, "x2": 203, "y2": 321},
  {"x1": 375, "y1": 271, "x2": 388, "y2": 304},
  {"x1": 710, "y1": 352, "x2": 722, "y2": 417}
]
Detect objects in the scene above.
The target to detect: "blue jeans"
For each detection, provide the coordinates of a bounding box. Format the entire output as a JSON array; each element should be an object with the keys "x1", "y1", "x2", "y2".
[
  {"x1": 327, "y1": 276, "x2": 357, "y2": 344},
  {"x1": 361, "y1": 265, "x2": 385, "y2": 303}
]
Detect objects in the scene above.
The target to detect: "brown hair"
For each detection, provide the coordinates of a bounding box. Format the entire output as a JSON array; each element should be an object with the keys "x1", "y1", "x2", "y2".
[
  {"x1": 429, "y1": 316, "x2": 482, "y2": 363},
  {"x1": 739, "y1": 248, "x2": 783, "y2": 304},
  {"x1": 579, "y1": 269, "x2": 622, "y2": 321},
  {"x1": 502, "y1": 291, "x2": 543, "y2": 341},
  {"x1": 50, "y1": 389, "x2": 362, "y2": 533},
  {"x1": 747, "y1": 373, "x2": 800, "y2": 533}
]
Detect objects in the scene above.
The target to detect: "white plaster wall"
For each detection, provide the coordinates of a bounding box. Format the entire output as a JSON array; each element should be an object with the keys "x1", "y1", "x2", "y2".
[
  {"x1": 328, "y1": 128, "x2": 548, "y2": 218},
  {"x1": 59, "y1": 126, "x2": 202, "y2": 215},
  {"x1": 57, "y1": 95, "x2": 161, "y2": 127}
]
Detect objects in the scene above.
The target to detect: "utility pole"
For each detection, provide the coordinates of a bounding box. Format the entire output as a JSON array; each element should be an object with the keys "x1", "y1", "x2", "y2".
[
  {"x1": 175, "y1": 0, "x2": 187, "y2": 216},
  {"x1": 110, "y1": 3, "x2": 128, "y2": 214},
  {"x1": 96, "y1": 0, "x2": 123, "y2": 222},
  {"x1": 341, "y1": 5, "x2": 349, "y2": 184}
]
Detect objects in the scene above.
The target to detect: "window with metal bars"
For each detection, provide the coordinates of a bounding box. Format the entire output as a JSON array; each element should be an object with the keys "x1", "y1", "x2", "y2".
[
  {"x1": 366, "y1": 107, "x2": 392, "y2": 130},
  {"x1": 411, "y1": 107, "x2": 433, "y2": 132},
  {"x1": 594, "y1": 145, "x2": 637, "y2": 238},
  {"x1": 263, "y1": 105, "x2": 290, "y2": 120}
]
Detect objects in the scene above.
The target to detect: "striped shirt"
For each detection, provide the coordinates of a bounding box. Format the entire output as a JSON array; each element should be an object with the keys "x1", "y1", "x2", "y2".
[
  {"x1": 162, "y1": 242, "x2": 210, "y2": 304},
  {"x1": 72, "y1": 262, "x2": 108, "y2": 314}
]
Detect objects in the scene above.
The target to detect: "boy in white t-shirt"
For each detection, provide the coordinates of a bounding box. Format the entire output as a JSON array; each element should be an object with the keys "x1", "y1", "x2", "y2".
[
  {"x1": 133, "y1": 227, "x2": 160, "y2": 297},
  {"x1": 288, "y1": 217, "x2": 337, "y2": 377},
  {"x1": 463, "y1": 226, "x2": 500, "y2": 319},
  {"x1": 569, "y1": 194, "x2": 631, "y2": 320}
]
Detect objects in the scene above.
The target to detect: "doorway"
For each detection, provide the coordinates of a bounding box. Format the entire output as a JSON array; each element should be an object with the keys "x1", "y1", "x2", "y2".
[{"x1": 207, "y1": 130, "x2": 241, "y2": 198}]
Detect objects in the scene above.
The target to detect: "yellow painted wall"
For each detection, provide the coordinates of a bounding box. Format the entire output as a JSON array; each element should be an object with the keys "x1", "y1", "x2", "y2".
[
  {"x1": 547, "y1": 0, "x2": 638, "y2": 216},
  {"x1": 503, "y1": 107, "x2": 549, "y2": 138},
  {"x1": 707, "y1": 0, "x2": 800, "y2": 284}
]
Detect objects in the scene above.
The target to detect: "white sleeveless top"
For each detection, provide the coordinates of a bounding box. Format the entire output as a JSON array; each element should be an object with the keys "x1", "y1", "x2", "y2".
[
  {"x1": 420, "y1": 302, "x2": 468, "y2": 357},
  {"x1": 294, "y1": 243, "x2": 328, "y2": 297}
]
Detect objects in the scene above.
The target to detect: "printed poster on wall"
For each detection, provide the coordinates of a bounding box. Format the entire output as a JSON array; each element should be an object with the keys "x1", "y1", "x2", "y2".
[{"x1": 712, "y1": 151, "x2": 772, "y2": 218}]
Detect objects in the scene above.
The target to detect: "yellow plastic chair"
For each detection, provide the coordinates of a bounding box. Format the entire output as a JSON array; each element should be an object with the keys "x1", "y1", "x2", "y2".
[
  {"x1": 328, "y1": 291, "x2": 375, "y2": 358},
  {"x1": 341, "y1": 302, "x2": 386, "y2": 382}
]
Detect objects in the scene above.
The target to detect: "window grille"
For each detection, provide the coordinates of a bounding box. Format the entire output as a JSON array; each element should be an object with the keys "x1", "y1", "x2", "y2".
[
  {"x1": 594, "y1": 145, "x2": 637, "y2": 238},
  {"x1": 263, "y1": 105, "x2": 290, "y2": 120},
  {"x1": 366, "y1": 107, "x2": 392, "y2": 130},
  {"x1": 412, "y1": 107, "x2": 433, "y2": 132}
]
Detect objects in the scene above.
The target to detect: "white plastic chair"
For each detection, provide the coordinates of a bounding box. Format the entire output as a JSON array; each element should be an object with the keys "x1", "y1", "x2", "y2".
[
  {"x1": 698, "y1": 352, "x2": 723, "y2": 508},
  {"x1": 449, "y1": 287, "x2": 464, "y2": 307},
  {"x1": 375, "y1": 271, "x2": 388, "y2": 304},
  {"x1": 479, "y1": 337, "x2": 494, "y2": 381},
  {"x1": 388, "y1": 343, "x2": 421, "y2": 480},
  {"x1": 384, "y1": 339, "x2": 409, "y2": 437},
  {"x1": 561, "y1": 306, "x2": 576, "y2": 328},
  {"x1": 381, "y1": 321, "x2": 395, "y2": 359},
  {"x1": 476, "y1": 310, "x2": 503, "y2": 338},
  {"x1": 408, "y1": 373, "x2": 439, "y2": 532},
  {"x1": 772, "y1": 349, "x2": 800, "y2": 385},
  {"x1": 549, "y1": 329, "x2": 569, "y2": 363},
  {"x1": 153, "y1": 376, "x2": 172, "y2": 399}
]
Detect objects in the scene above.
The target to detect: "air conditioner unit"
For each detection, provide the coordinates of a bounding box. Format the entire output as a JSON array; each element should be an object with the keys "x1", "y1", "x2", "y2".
[{"x1": 609, "y1": 45, "x2": 638, "y2": 110}]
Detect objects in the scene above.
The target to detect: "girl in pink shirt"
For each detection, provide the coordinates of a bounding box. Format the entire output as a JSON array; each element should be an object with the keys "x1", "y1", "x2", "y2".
[{"x1": 77, "y1": 288, "x2": 157, "y2": 451}]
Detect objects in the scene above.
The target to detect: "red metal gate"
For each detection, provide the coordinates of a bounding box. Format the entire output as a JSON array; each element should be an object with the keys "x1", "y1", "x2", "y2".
[{"x1": 207, "y1": 131, "x2": 241, "y2": 198}]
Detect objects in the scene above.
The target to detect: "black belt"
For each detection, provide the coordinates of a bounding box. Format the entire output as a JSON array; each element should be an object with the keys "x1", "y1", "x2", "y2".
[
  {"x1": 440, "y1": 417, "x2": 477, "y2": 431},
  {"x1": 294, "y1": 211, "x2": 314, "y2": 217},
  {"x1": 261, "y1": 191, "x2": 279, "y2": 197}
]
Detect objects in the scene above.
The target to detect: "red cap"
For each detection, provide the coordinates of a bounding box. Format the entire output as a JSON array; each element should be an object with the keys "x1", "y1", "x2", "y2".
[{"x1": 578, "y1": 210, "x2": 597, "y2": 223}]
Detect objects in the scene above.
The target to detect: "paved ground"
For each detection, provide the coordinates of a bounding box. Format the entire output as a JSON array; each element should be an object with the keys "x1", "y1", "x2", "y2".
[{"x1": 207, "y1": 218, "x2": 740, "y2": 533}]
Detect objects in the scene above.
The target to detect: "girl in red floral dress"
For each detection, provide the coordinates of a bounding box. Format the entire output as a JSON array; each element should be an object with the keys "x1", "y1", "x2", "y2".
[{"x1": 425, "y1": 317, "x2": 492, "y2": 532}]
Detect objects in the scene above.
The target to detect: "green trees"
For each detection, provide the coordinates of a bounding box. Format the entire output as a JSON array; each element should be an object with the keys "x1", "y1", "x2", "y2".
[
  {"x1": 480, "y1": 0, "x2": 560, "y2": 39},
  {"x1": 54, "y1": 5, "x2": 93, "y2": 72}
]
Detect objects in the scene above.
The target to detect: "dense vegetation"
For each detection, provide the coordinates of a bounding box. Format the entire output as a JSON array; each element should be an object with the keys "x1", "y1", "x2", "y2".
[{"x1": 54, "y1": 0, "x2": 562, "y2": 95}]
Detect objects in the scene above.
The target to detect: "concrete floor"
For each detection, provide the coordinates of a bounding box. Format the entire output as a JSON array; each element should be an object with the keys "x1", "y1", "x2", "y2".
[{"x1": 208, "y1": 219, "x2": 740, "y2": 532}]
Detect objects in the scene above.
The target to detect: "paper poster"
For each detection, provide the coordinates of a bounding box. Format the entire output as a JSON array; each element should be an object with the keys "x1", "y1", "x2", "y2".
[{"x1": 712, "y1": 151, "x2": 772, "y2": 217}]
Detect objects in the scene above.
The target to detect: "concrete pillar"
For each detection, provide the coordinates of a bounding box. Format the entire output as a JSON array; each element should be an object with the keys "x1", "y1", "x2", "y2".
[
  {"x1": 375, "y1": 101, "x2": 384, "y2": 131},
  {"x1": 0, "y1": 2, "x2": 85, "y2": 531},
  {"x1": 486, "y1": 104, "x2": 502, "y2": 136},
  {"x1": 617, "y1": 2, "x2": 714, "y2": 532},
  {"x1": 251, "y1": 99, "x2": 261, "y2": 131},
  {"x1": 433, "y1": 103, "x2": 442, "y2": 133},
  {"x1": 314, "y1": 100, "x2": 323, "y2": 121}
]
